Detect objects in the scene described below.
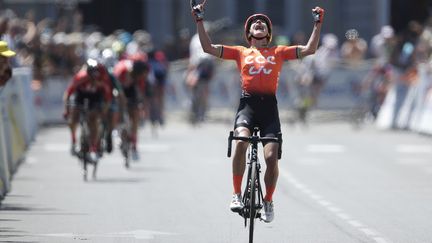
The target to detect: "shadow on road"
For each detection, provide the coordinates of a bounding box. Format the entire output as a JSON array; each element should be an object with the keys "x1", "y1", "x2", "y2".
[
  {"x1": 0, "y1": 203, "x2": 87, "y2": 216},
  {"x1": 0, "y1": 241, "x2": 39, "y2": 243},
  {"x1": 0, "y1": 227, "x2": 38, "y2": 243},
  {"x1": 0, "y1": 203, "x2": 56, "y2": 212}
]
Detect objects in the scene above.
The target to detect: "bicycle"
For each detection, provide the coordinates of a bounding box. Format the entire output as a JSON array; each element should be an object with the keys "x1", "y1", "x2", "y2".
[
  {"x1": 227, "y1": 128, "x2": 282, "y2": 243},
  {"x1": 77, "y1": 99, "x2": 99, "y2": 181}
]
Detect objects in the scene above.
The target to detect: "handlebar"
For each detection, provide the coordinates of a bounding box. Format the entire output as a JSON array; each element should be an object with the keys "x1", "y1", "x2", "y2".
[{"x1": 227, "y1": 131, "x2": 282, "y2": 159}]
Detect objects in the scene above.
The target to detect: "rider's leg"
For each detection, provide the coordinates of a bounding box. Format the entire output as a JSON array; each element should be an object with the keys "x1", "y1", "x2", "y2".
[
  {"x1": 230, "y1": 126, "x2": 250, "y2": 211},
  {"x1": 105, "y1": 107, "x2": 116, "y2": 153},
  {"x1": 200, "y1": 82, "x2": 210, "y2": 121},
  {"x1": 232, "y1": 127, "x2": 250, "y2": 194},
  {"x1": 263, "y1": 142, "x2": 279, "y2": 202},
  {"x1": 157, "y1": 84, "x2": 165, "y2": 125},
  {"x1": 68, "y1": 108, "x2": 80, "y2": 154},
  {"x1": 128, "y1": 106, "x2": 139, "y2": 150},
  {"x1": 88, "y1": 110, "x2": 100, "y2": 153},
  {"x1": 261, "y1": 142, "x2": 279, "y2": 222}
]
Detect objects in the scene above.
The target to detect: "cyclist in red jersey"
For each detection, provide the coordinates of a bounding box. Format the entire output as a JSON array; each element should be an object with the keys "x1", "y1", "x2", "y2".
[
  {"x1": 191, "y1": 5, "x2": 324, "y2": 223},
  {"x1": 63, "y1": 59, "x2": 112, "y2": 163},
  {"x1": 113, "y1": 57, "x2": 150, "y2": 160}
]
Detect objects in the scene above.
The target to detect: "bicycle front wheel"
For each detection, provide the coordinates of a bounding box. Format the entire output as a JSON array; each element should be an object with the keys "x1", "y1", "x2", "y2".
[{"x1": 248, "y1": 161, "x2": 257, "y2": 243}]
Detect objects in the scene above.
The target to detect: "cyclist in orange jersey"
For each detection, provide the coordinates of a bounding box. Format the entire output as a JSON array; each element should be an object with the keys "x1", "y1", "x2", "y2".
[{"x1": 191, "y1": 4, "x2": 324, "y2": 223}]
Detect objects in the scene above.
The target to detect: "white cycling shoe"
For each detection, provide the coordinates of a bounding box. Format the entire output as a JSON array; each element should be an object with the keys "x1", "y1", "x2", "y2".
[
  {"x1": 131, "y1": 149, "x2": 140, "y2": 161},
  {"x1": 87, "y1": 152, "x2": 99, "y2": 164},
  {"x1": 70, "y1": 143, "x2": 79, "y2": 156},
  {"x1": 260, "y1": 200, "x2": 274, "y2": 223},
  {"x1": 230, "y1": 194, "x2": 244, "y2": 212}
]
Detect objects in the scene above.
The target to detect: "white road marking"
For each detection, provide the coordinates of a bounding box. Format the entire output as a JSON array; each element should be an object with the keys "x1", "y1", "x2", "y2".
[
  {"x1": 327, "y1": 206, "x2": 342, "y2": 213},
  {"x1": 318, "y1": 199, "x2": 332, "y2": 207},
  {"x1": 348, "y1": 220, "x2": 364, "y2": 228},
  {"x1": 137, "y1": 144, "x2": 171, "y2": 152},
  {"x1": 41, "y1": 229, "x2": 175, "y2": 240},
  {"x1": 395, "y1": 158, "x2": 428, "y2": 165},
  {"x1": 306, "y1": 144, "x2": 345, "y2": 153},
  {"x1": 296, "y1": 157, "x2": 326, "y2": 165},
  {"x1": 26, "y1": 156, "x2": 38, "y2": 164},
  {"x1": 279, "y1": 169, "x2": 392, "y2": 243},
  {"x1": 43, "y1": 144, "x2": 68, "y2": 152},
  {"x1": 336, "y1": 213, "x2": 351, "y2": 220},
  {"x1": 360, "y1": 228, "x2": 378, "y2": 237},
  {"x1": 115, "y1": 230, "x2": 175, "y2": 240},
  {"x1": 396, "y1": 145, "x2": 432, "y2": 153},
  {"x1": 374, "y1": 237, "x2": 392, "y2": 243}
]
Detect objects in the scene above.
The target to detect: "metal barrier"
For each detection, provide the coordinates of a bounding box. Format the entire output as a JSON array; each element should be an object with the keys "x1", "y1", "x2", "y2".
[
  {"x1": 376, "y1": 63, "x2": 432, "y2": 135},
  {"x1": 0, "y1": 67, "x2": 36, "y2": 200},
  {"x1": 166, "y1": 59, "x2": 372, "y2": 111}
]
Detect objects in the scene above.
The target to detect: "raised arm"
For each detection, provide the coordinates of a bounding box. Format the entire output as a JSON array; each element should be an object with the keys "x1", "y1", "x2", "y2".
[
  {"x1": 298, "y1": 7, "x2": 325, "y2": 58},
  {"x1": 191, "y1": 4, "x2": 222, "y2": 57}
]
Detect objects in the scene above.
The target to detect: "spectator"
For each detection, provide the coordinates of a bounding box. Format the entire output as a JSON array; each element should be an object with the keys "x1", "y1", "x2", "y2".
[
  {"x1": 304, "y1": 33, "x2": 340, "y2": 106},
  {"x1": 148, "y1": 49, "x2": 169, "y2": 127},
  {"x1": 371, "y1": 25, "x2": 396, "y2": 64},
  {"x1": 341, "y1": 35, "x2": 368, "y2": 65},
  {"x1": 0, "y1": 40, "x2": 16, "y2": 87}
]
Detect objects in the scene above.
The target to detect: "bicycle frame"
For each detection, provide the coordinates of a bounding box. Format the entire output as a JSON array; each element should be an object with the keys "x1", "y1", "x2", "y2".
[
  {"x1": 78, "y1": 99, "x2": 92, "y2": 181},
  {"x1": 77, "y1": 98, "x2": 103, "y2": 181},
  {"x1": 227, "y1": 128, "x2": 282, "y2": 243}
]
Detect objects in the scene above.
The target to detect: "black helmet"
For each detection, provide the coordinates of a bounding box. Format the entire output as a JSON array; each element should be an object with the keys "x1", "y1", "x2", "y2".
[{"x1": 131, "y1": 60, "x2": 149, "y2": 77}]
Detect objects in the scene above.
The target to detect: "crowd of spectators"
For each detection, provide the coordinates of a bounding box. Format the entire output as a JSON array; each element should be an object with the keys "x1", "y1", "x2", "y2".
[
  {"x1": 279, "y1": 16, "x2": 432, "y2": 119},
  {"x1": 1, "y1": 6, "x2": 432, "y2": 115},
  {"x1": 0, "y1": 8, "x2": 157, "y2": 83}
]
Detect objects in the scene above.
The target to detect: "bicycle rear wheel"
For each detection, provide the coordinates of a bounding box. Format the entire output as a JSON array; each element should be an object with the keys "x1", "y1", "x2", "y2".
[
  {"x1": 80, "y1": 135, "x2": 89, "y2": 181},
  {"x1": 248, "y1": 161, "x2": 257, "y2": 243}
]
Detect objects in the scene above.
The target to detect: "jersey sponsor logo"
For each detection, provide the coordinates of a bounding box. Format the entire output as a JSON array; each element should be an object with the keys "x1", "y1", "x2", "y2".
[
  {"x1": 245, "y1": 55, "x2": 276, "y2": 65},
  {"x1": 245, "y1": 55, "x2": 276, "y2": 75},
  {"x1": 249, "y1": 66, "x2": 272, "y2": 75}
]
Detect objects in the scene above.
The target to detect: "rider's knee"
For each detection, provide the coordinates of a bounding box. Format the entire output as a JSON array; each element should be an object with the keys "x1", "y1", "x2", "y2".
[
  {"x1": 235, "y1": 140, "x2": 249, "y2": 153},
  {"x1": 264, "y1": 148, "x2": 279, "y2": 165},
  {"x1": 70, "y1": 110, "x2": 80, "y2": 124}
]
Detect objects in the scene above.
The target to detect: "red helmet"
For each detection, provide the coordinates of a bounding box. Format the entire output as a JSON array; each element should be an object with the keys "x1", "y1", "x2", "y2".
[{"x1": 244, "y1": 14, "x2": 273, "y2": 44}]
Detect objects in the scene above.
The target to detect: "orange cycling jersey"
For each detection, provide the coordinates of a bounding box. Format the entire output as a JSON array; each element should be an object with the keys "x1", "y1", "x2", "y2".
[{"x1": 221, "y1": 45, "x2": 300, "y2": 95}]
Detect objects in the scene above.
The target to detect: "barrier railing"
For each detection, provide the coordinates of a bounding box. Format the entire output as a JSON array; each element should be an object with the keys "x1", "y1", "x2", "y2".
[
  {"x1": 376, "y1": 63, "x2": 432, "y2": 135},
  {"x1": 0, "y1": 67, "x2": 36, "y2": 200}
]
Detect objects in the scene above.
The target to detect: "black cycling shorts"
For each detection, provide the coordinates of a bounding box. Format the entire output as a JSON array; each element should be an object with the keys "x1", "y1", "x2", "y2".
[
  {"x1": 123, "y1": 86, "x2": 139, "y2": 108},
  {"x1": 72, "y1": 91, "x2": 103, "y2": 110},
  {"x1": 234, "y1": 93, "x2": 281, "y2": 138}
]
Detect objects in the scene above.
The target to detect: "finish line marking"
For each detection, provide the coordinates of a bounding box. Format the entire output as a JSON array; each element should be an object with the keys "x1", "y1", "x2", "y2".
[{"x1": 279, "y1": 169, "x2": 393, "y2": 243}]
